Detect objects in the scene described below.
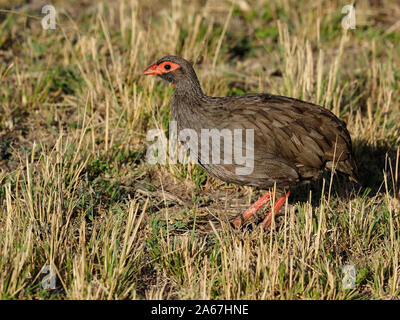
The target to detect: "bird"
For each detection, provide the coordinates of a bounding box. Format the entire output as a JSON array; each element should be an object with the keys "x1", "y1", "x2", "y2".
[{"x1": 143, "y1": 56, "x2": 358, "y2": 230}]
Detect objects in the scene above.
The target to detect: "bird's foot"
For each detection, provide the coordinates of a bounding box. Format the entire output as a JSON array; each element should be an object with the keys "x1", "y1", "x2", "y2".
[
  {"x1": 231, "y1": 191, "x2": 290, "y2": 230},
  {"x1": 260, "y1": 191, "x2": 290, "y2": 230},
  {"x1": 231, "y1": 192, "x2": 272, "y2": 228}
]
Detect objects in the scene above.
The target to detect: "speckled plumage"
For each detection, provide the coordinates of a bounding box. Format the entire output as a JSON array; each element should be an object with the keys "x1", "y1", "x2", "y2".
[{"x1": 148, "y1": 56, "x2": 358, "y2": 193}]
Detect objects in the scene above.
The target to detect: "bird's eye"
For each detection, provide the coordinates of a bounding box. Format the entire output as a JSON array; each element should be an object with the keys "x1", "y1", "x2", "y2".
[{"x1": 164, "y1": 64, "x2": 171, "y2": 70}]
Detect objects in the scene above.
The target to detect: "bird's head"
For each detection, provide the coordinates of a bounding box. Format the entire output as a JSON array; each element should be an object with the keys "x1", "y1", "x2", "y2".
[{"x1": 143, "y1": 56, "x2": 201, "y2": 91}]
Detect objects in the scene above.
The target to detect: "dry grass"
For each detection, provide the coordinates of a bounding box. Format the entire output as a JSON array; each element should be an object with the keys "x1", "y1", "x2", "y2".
[{"x1": 0, "y1": 0, "x2": 399, "y2": 299}]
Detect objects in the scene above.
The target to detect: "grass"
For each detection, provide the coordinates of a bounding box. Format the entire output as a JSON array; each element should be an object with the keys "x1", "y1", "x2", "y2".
[{"x1": 0, "y1": 0, "x2": 399, "y2": 299}]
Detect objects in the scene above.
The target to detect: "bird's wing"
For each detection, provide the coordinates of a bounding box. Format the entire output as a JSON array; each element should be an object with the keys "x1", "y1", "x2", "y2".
[{"x1": 205, "y1": 94, "x2": 356, "y2": 182}]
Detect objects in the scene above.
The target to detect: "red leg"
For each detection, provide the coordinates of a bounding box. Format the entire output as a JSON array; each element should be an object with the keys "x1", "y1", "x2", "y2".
[
  {"x1": 232, "y1": 192, "x2": 272, "y2": 228},
  {"x1": 261, "y1": 191, "x2": 290, "y2": 230}
]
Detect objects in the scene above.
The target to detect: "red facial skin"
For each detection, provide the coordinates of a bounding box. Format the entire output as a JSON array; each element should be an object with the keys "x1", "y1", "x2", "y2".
[
  {"x1": 142, "y1": 61, "x2": 181, "y2": 75},
  {"x1": 143, "y1": 61, "x2": 180, "y2": 88}
]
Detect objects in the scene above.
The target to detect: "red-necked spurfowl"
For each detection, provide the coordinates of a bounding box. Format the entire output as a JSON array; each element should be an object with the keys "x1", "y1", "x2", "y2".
[{"x1": 143, "y1": 56, "x2": 358, "y2": 230}]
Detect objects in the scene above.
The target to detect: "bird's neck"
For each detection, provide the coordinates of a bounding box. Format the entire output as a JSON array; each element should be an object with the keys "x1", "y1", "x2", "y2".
[
  {"x1": 173, "y1": 79, "x2": 206, "y2": 104},
  {"x1": 171, "y1": 81, "x2": 209, "y2": 128},
  {"x1": 177, "y1": 74, "x2": 204, "y2": 93}
]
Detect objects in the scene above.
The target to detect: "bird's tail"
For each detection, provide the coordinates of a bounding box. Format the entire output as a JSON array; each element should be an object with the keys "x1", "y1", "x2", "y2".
[{"x1": 327, "y1": 156, "x2": 360, "y2": 184}]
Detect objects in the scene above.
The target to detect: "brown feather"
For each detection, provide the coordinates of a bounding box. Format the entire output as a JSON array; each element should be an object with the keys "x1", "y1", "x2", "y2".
[{"x1": 150, "y1": 56, "x2": 359, "y2": 191}]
